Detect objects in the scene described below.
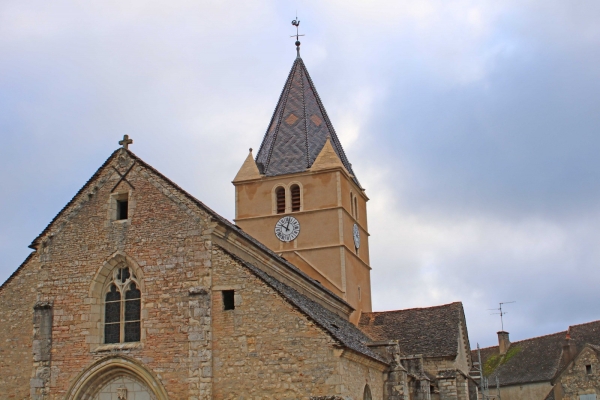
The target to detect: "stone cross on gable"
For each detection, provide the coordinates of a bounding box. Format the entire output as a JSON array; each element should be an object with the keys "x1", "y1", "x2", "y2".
[{"x1": 119, "y1": 135, "x2": 133, "y2": 150}]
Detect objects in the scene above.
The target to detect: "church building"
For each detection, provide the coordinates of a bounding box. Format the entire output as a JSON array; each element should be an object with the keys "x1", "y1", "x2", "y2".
[{"x1": 0, "y1": 39, "x2": 477, "y2": 400}]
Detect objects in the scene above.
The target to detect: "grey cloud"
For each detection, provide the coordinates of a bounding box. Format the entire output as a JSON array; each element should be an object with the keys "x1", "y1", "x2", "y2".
[{"x1": 2, "y1": 1, "x2": 599, "y2": 348}]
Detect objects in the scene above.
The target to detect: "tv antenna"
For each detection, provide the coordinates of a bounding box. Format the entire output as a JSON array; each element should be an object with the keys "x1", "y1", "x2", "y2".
[{"x1": 489, "y1": 301, "x2": 516, "y2": 331}]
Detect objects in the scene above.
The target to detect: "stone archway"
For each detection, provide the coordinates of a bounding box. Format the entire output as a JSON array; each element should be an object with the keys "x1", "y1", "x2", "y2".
[{"x1": 65, "y1": 356, "x2": 168, "y2": 400}]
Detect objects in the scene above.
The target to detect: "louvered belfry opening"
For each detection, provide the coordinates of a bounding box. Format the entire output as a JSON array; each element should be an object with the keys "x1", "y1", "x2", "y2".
[
  {"x1": 276, "y1": 187, "x2": 286, "y2": 214},
  {"x1": 291, "y1": 185, "x2": 301, "y2": 212}
]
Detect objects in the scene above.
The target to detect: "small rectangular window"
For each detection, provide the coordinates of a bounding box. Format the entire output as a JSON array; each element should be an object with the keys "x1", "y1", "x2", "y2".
[
  {"x1": 222, "y1": 290, "x2": 235, "y2": 310},
  {"x1": 587, "y1": 365, "x2": 593, "y2": 374},
  {"x1": 117, "y1": 200, "x2": 129, "y2": 220}
]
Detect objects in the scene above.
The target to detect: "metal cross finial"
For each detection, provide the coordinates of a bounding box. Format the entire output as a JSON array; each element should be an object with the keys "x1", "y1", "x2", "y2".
[
  {"x1": 291, "y1": 17, "x2": 305, "y2": 58},
  {"x1": 119, "y1": 135, "x2": 133, "y2": 150}
]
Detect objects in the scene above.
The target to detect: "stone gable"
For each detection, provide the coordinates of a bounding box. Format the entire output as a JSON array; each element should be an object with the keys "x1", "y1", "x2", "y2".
[{"x1": 23, "y1": 149, "x2": 215, "y2": 398}]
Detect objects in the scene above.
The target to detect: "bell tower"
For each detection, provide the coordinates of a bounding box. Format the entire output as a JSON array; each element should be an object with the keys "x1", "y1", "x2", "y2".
[{"x1": 233, "y1": 50, "x2": 371, "y2": 323}]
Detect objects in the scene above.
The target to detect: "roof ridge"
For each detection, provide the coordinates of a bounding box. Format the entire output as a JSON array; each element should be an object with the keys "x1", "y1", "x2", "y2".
[
  {"x1": 508, "y1": 331, "x2": 568, "y2": 345},
  {"x1": 568, "y1": 319, "x2": 600, "y2": 330},
  {"x1": 475, "y1": 330, "x2": 568, "y2": 352},
  {"x1": 300, "y1": 59, "x2": 310, "y2": 168},
  {"x1": 262, "y1": 58, "x2": 300, "y2": 171},
  {"x1": 364, "y1": 301, "x2": 463, "y2": 315},
  {"x1": 298, "y1": 58, "x2": 356, "y2": 179}
]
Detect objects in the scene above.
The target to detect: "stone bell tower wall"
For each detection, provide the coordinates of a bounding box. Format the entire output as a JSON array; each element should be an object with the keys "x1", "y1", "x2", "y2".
[{"x1": 234, "y1": 166, "x2": 371, "y2": 323}]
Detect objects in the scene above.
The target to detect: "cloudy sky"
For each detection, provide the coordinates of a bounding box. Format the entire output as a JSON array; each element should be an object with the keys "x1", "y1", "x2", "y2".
[{"x1": 2, "y1": 1, "x2": 600, "y2": 348}]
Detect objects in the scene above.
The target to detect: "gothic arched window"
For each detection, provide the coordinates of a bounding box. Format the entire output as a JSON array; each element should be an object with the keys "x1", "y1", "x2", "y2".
[
  {"x1": 363, "y1": 384, "x2": 372, "y2": 400},
  {"x1": 290, "y1": 184, "x2": 301, "y2": 212},
  {"x1": 104, "y1": 266, "x2": 141, "y2": 344},
  {"x1": 276, "y1": 186, "x2": 286, "y2": 214}
]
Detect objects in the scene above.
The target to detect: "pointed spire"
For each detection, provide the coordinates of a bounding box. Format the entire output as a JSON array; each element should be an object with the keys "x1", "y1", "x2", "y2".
[
  {"x1": 255, "y1": 57, "x2": 360, "y2": 186},
  {"x1": 233, "y1": 148, "x2": 261, "y2": 182}
]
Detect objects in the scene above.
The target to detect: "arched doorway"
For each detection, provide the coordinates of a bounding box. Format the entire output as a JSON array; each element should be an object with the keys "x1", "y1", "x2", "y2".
[{"x1": 65, "y1": 356, "x2": 168, "y2": 400}]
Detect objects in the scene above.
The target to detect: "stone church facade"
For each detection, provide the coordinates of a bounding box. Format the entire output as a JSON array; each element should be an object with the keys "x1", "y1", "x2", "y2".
[{"x1": 0, "y1": 49, "x2": 477, "y2": 400}]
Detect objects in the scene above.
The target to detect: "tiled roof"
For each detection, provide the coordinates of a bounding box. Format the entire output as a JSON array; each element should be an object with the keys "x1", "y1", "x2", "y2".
[
  {"x1": 224, "y1": 249, "x2": 387, "y2": 364},
  {"x1": 472, "y1": 320, "x2": 600, "y2": 387},
  {"x1": 255, "y1": 56, "x2": 359, "y2": 186},
  {"x1": 359, "y1": 302, "x2": 467, "y2": 358}
]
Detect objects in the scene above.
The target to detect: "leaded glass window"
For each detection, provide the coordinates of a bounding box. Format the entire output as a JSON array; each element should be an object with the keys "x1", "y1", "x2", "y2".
[{"x1": 103, "y1": 266, "x2": 141, "y2": 344}]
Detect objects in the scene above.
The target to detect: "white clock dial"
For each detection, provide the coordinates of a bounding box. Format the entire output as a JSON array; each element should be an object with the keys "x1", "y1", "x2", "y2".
[
  {"x1": 353, "y1": 223, "x2": 361, "y2": 249},
  {"x1": 275, "y1": 216, "x2": 300, "y2": 242}
]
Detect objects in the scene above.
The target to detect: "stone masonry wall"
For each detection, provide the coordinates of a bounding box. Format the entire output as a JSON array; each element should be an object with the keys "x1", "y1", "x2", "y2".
[
  {"x1": 423, "y1": 358, "x2": 455, "y2": 377},
  {"x1": 0, "y1": 255, "x2": 39, "y2": 399},
  {"x1": 438, "y1": 378, "x2": 458, "y2": 400},
  {"x1": 211, "y1": 248, "x2": 384, "y2": 399},
  {"x1": 557, "y1": 347, "x2": 600, "y2": 400},
  {"x1": 30, "y1": 150, "x2": 214, "y2": 399},
  {"x1": 339, "y1": 355, "x2": 384, "y2": 399}
]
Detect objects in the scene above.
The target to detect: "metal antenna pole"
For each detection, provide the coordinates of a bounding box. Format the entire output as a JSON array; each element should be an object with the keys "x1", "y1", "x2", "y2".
[
  {"x1": 489, "y1": 301, "x2": 516, "y2": 331},
  {"x1": 496, "y1": 376, "x2": 501, "y2": 400},
  {"x1": 477, "y1": 344, "x2": 487, "y2": 399}
]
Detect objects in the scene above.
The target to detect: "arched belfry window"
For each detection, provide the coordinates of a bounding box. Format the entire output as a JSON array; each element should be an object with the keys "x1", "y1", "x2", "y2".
[
  {"x1": 290, "y1": 184, "x2": 301, "y2": 212},
  {"x1": 104, "y1": 266, "x2": 141, "y2": 344},
  {"x1": 363, "y1": 384, "x2": 372, "y2": 400},
  {"x1": 276, "y1": 187, "x2": 286, "y2": 214}
]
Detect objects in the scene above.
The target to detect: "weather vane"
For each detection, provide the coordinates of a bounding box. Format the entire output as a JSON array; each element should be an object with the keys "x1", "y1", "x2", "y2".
[
  {"x1": 489, "y1": 301, "x2": 516, "y2": 331},
  {"x1": 291, "y1": 15, "x2": 305, "y2": 58}
]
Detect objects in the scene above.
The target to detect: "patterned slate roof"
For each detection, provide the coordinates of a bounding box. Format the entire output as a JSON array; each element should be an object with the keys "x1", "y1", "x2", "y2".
[
  {"x1": 472, "y1": 320, "x2": 600, "y2": 387},
  {"x1": 255, "y1": 56, "x2": 359, "y2": 185},
  {"x1": 358, "y1": 302, "x2": 468, "y2": 358},
  {"x1": 224, "y1": 249, "x2": 386, "y2": 364}
]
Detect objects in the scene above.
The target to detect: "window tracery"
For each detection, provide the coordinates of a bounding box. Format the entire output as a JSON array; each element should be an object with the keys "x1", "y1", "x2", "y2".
[{"x1": 104, "y1": 266, "x2": 141, "y2": 344}]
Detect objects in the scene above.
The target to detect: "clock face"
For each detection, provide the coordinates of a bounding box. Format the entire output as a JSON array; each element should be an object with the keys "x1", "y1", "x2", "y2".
[
  {"x1": 353, "y1": 223, "x2": 360, "y2": 249},
  {"x1": 275, "y1": 216, "x2": 300, "y2": 242}
]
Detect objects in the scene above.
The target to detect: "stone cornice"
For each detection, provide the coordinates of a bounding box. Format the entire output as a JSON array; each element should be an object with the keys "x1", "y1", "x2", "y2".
[{"x1": 232, "y1": 165, "x2": 369, "y2": 201}]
